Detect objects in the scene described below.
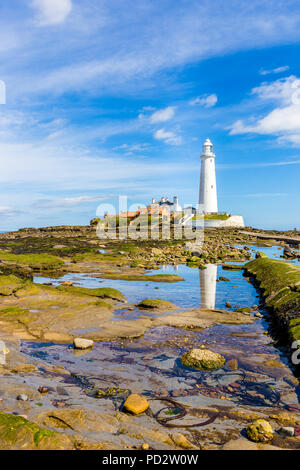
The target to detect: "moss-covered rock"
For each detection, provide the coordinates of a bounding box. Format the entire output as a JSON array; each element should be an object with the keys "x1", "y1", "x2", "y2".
[
  {"x1": 99, "y1": 273, "x2": 184, "y2": 283},
  {"x1": 137, "y1": 298, "x2": 178, "y2": 310},
  {"x1": 0, "y1": 274, "x2": 28, "y2": 295},
  {"x1": 56, "y1": 285, "x2": 126, "y2": 302},
  {"x1": 0, "y1": 252, "x2": 65, "y2": 271},
  {"x1": 246, "y1": 419, "x2": 274, "y2": 443},
  {"x1": 180, "y1": 348, "x2": 225, "y2": 371},
  {"x1": 0, "y1": 412, "x2": 73, "y2": 450},
  {"x1": 244, "y1": 257, "x2": 300, "y2": 344}
]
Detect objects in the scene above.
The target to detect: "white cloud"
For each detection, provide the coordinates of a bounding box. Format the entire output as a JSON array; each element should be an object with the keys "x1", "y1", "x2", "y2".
[
  {"x1": 260, "y1": 65, "x2": 290, "y2": 75},
  {"x1": 154, "y1": 128, "x2": 182, "y2": 146},
  {"x1": 31, "y1": 0, "x2": 72, "y2": 26},
  {"x1": 230, "y1": 75, "x2": 300, "y2": 144},
  {"x1": 150, "y1": 106, "x2": 176, "y2": 123},
  {"x1": 189, "y1": 94, "x2": 218, "y2": 108},
  {"x1": 32, "y1": 195, "x2": 108, "y2": 209}
]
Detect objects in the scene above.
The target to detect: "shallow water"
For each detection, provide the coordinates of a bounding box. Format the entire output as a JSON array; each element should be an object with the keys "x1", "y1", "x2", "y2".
[{"x1": 23, "y1": 244, "x2": 300, "y2": 437}]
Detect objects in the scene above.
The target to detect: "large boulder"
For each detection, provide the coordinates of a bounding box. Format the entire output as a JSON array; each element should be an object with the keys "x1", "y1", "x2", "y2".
[{"x1": 180, "y1": 348, "x2": 225, "y2": 371}]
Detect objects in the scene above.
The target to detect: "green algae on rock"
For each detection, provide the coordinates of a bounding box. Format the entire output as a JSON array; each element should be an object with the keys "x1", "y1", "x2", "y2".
[
  {"x1": 137, "y1": 298, "x2": 178, "y2": 310},
  {"x1": 244, "y1": 257, "x2": 300, "y2": 343},
  {"x1": 99, "y1": 273, "x2": 184, "y2": 283},
  {"x1": 180, "y1": 348, "x2": 226, "y2": 371},
  {"x1": 0, "y1": 251, "x2": 65, "y2": 271},
  {"x1": 0, "y1": 412, "x2": 73, "y2": 450},
  {"x1": 246, "y1": 419, "x2": 274, "y2": 443},
  {"x1": 56, "y1": 285, "x2": 126, "y2": 302}
]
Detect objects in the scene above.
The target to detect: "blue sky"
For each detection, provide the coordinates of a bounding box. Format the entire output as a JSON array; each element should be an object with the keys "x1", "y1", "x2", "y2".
[{"x1": 0, "y1": 0, "x2": 300, "y2": 231}]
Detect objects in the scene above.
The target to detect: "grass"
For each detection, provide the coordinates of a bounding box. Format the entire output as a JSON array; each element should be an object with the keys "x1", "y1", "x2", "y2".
[{"x1": 192, "y1": 214, "x2": 229, "y2": 221}]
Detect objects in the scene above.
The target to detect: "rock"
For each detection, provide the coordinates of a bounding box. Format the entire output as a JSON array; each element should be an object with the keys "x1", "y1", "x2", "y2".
[
  {"x1": 225, "y1": 301, "x2": 232, "y2": 308},
  {"x1": 151, "y1": 248, "x2": 163, "y2": 255},
  {"x1": 254, "y1": 312, "x2": 263, "y2": 318},
  {"x1": 170, "y1": 432, "x2": 197, "y2": 449},
  {"x1": 279, "y1": 427, "x2": 294, "y2": 437},
  {"x1": 17, "y1": 394, "x2": 28, "y2": 401},
  {"x1": 90, "y1": 218, "x2": 100, "y2": 226},
  {"x1": 180, "y1": 348, "x2": 225, "y2": 371},
  {"x1": 235, "y1": 307, "x2": 251, "y2": 314},
  {"x1": 53, "y1": 245, "x2": 66, "y2": 249},
  {"x1": 246, "y1": 419, "x2": 274, "y2": 442},
  {"x1": 142, "y1": 443, "x2": 149, "y2": 450},
  {"x1": 218, "y1": 276, "x2": 230, "y2": 282},
  {"x1": 227, "y1": 359, "x2": 238, "y2": 370},
  {"x1": 38, "y1": 386, "x2": 50, "y2": 394},
  {"x1": 122, "y1": 394, "x2": 149, "y2": 415},
  {"x1": 61, "y1": 281, "x2": 73, "y2": 286},
  {"x1": 73, "y1": 338, "x2": 94, "y2": 350},
  {"x1": 137, "y1": 298, "x2": 178, "y2": 310}
]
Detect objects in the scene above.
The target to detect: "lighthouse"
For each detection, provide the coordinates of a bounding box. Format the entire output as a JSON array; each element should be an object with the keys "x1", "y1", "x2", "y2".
[{"x1": 198, "y1": 138, "x2": 218, "y2": 214}]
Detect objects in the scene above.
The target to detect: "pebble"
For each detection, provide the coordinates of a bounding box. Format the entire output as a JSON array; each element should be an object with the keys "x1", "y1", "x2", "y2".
[
  {"x1": 254, "y1": 312, "x2": 263, "y2": 318},
  {"x1": 38, "y1": 386, "x2": 50, "y2": 394},
  {"x1": 73, "y1": 338, "x2": 94, "y2": 350},
  {"x1": 17, "y1": 394, "x2": 28, "y2": 401},
  {"x1": 279, "y1": 427, "x2": 294, "y2": 437}
]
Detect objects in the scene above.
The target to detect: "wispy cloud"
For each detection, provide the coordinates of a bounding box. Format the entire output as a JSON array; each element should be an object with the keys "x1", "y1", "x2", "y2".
[
  {"x1": 189, "y1": 94, "x2": 218, "y2": 108},
  {"x1": 153, "y1": 128, "x2": 182, "y2": 146},
  {"x1": 32, "y1": 195, "x2": 107, "y2": 209},
  {"x1": 149, "y1": 106, "x2": 176, "y2": 123},
  {"x1": 31, "y1": 0, "x2": 73, "y2": 26},
  {"x1": 0, "y1": 206, "x2": 22, "y2": 217},
  {"x1": 259, "y1": 65, "x2": 290, "y2": 75}
]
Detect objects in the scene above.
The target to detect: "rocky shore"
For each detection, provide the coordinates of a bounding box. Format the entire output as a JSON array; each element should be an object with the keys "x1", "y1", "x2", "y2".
[{"x1": 0, "y1": 224, "x2": 299, "y2": 450}]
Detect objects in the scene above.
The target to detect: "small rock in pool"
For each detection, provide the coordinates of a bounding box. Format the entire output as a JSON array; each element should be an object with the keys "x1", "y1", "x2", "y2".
[
  {"x1": 279, "y1": 427, "x2": 294, "y2": 437},
  {"x1": 254, "y1": 312, "x2": 263, "y2": 318},
  {"x1": 73, "y1": 338, "x2": 94, "y2": 350},
  {"x1": 122, "y1": 393, "x2": 149, "y2": 415},
  {"x1": 180, "y1": 348, "x2": 225, "y2": 371},
  {"x1": 61, "y1": 281, "x2": 73, "y2": 286},
  {"x1": 225, "y1": 301, "x2": 232, "y2": 309},
  {"x1": 17, "y1": 394, "x2": 28, "y2": 401}
]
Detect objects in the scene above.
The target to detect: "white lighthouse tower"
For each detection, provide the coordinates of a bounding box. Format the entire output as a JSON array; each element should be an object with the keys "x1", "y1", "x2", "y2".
[{"x1": 198, "y1": 138, "x2": 218, "y2": 214}]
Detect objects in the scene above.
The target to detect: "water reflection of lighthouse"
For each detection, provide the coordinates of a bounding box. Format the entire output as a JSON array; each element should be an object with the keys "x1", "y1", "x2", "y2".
[{"x1": 199, "y1": 264, "x2": 217, "y2": 309}]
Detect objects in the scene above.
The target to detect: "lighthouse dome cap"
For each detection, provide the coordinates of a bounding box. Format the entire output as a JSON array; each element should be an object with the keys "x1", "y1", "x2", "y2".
[{"x1": 204, "y1": 138, "x2": 212, "y2": 145}]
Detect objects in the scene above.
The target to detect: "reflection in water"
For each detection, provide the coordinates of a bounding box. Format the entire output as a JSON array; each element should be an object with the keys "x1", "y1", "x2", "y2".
[{"x1": 199, "y1": 264, "x2": 217, "y2": 309}]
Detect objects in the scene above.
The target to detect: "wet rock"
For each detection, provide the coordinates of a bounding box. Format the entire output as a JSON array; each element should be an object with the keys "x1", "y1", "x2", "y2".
[
  {"x1": 180, "y1": 348, "x2": 225, "y2": 371},
  {"x1": 0, "y1": 412, "x2": 73, "y2": 450},
  {"x1": 235, "y1": 307, "x2": 251, "y2": 314},
  {"x1": 137, "y1": 298, "x2": 178, "y2": 310},
  {"x1": 279, "y1": 427, "x2": 294, "y2": 437},
  {"x1": 122, "y1": 394, "x2": 149, "y2": 415},
  {"x1": 227, "y1": 359, "x2": 238, "y2": 370},
  {"x1": 170, "y1": 432, "x2": 197, "y2": 449},
  {"x1": 225, "y1": 301, "x2": 232, "y2": 308},
  {"x1": 16, "y1": 394, "x2": 28, "y2": 402},
  {"x1": 246, "y1": 419, "x2": 274, "y2": 442},
  {"x1": 61, "y1": 281, "x2": 73, "y2": 286},
  {"x1": 218, "y1": 276, "x2": 230, "y2": 282},
  {"x1": 73, "y1": 338, "x2": 94, "y2": 350},
  {"x1": 254, "y1": 312, "x2": 263, "y2": 318}
]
